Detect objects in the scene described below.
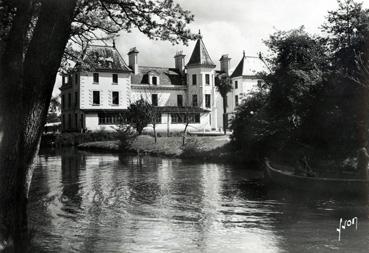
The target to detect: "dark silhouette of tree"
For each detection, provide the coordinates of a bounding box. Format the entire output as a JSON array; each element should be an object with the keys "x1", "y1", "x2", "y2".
[
  {"x1": 215, "y1": 73, "x2": 232, "y2": 134},
  {"x1": 0, "y1": 1, "x2": 196, "y2": 251},
  {"x1": 316, "y1": 0, "x2": 369, "y2": 152},
  {"x1": 127, "y1": 98, "x2": 152, "y2": 135}
]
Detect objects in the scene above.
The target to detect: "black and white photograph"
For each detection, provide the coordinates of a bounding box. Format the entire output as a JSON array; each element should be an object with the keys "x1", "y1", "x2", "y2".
[{"x1": 1, "y1": 0, "x2": 369, "y2": 252}]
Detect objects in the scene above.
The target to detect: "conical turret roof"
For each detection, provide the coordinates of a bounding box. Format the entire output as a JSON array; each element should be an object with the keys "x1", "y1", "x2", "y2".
[{"x1": 187, "y1": 33, "x2": 216, "y2": 68}]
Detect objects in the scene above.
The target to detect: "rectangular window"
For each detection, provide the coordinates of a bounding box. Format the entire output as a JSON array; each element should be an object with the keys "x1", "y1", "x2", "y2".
[
  {"x1": 192, "y1": 74, "x2": 197, "y2": 85},
  {"x1": 112, "y1": 91, "x2": 119, "y2": 105},
  {"x1": 205, "y1": 94, "x2": 211, "y2": 108},
  {"x1": 152, "y1": 94, "x2": 158, "y2": 106},
  {"x1": 235, "y1": 95, "x2": 239, "y2": 106},
  {"x1": 80, "y1": 114, "x2": 84, "y2": 129},
  {"x1": 68, "y1": 114, "x2": 72, "y2": 129},
  {"x1": 62, "y1": 75, "x2": 66, "y2": 85},
  {"x1": 112, "y1": 74, "x2": 118, "y2": 84},
  {"x1": 235, "y1": 81, "x2": 238, "y2": 89},
  {"x1": 171, "y1": 113, "x2": 185, "y2": 124},
  {"x1": 62, "y1": 114, "x2": 65, "y2": 130},
  {"x1": 75, "y1": 113, "x2": 78, "y2": 129},
  {"x1": 63, "y1": 75, "x2": 70, "y2": 85},
  {"x1": 205, "y1": 74, "x2": 210, "y2": 85},
  {"x1": 171, "y1": 113, "x2": 200, "y2": 124},
  {"x1": 68, "y1": 93, "x2": 71, "y2": 108},
  {"x1": 187, "y1": 113, "x2": 200, "y2": 123},
  {"x1": 74, "y1": 92, "x2": 78, "y2": 107},
  {"x1": 192, "y1": 94, "x2": 198, "y2": 107},
  {"x1": 177, "y1": 95, "x2": 183, "y2": 107},
  {"x1": 62, "y1": 95, "x2": 65, "y2": 110},
  {"x1": 93, "y1": 73, "x2": 99, "y2": 83},
  {"x1": 75, "y1": 73, "x2": 79, "y2": 85},
  {"x1": 98, "y1": 112, "x2": 126, "y2": 125},
  {"x1": 93, "y1": 91, "x2": 100, "y2": 105},
  {"x1": 152, "y1": 113, "x2": 162, "y2": 124},
  {"x1": 152, "y1": 76, "x2": 158, "y2": 85}
]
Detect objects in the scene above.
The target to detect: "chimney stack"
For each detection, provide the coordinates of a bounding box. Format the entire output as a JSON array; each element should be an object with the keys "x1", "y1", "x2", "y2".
[
  {"x1": 220, "y1": 54, "x2": 231, "y2": 75},
  {"x1": 174, "y1": 51, "x2": 186, "y2": 74},
  {"x1": 128, "y1": 47, "x2": 139, "y2": 74}
]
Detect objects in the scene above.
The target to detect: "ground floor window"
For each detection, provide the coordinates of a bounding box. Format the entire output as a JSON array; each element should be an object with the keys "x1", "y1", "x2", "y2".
[
  {"x1": 98, "y1": 112, "x2": 126, "y2": 125},
  {"x1": 171, "y1": 113, "x2": 200, "y2": 124},
  {"x1": 152, "y1": 113, "x2": 162, "y2": 124}
]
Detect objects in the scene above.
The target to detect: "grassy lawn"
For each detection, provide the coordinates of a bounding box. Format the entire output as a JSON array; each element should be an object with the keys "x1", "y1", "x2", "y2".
[{"x1": 78, "y1": 135, "x2": 231, "y2": 160}]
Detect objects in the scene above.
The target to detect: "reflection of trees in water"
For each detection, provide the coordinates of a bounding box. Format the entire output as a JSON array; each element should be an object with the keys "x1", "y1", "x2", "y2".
[
  {"x1": 28, "y1": 155, "x2": 55, "y2": 252},
  {"x1": 262, "y1": 188, "x2": 369, "y2": 253},
  {"x1": 33, "y1": 151, "x2": 369, "y2": 252},
  {"x1": 60, "y1": 150, "x2": 83, "y2": 215},
  {"x1": 81, "y1": 155, "x2": 132, "y2": 252}
]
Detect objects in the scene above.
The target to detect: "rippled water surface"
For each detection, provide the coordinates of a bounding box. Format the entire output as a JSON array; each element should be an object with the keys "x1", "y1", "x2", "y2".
[{"x1": 29, "y1": 148, "x2": 369, "y2": 252}]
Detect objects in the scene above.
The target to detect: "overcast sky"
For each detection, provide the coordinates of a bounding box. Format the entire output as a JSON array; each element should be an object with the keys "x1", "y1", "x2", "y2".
[
  {"x1": 114, "y1": 0, "x2": 369, "y2": 70},
  {"x1": 53, "y1": 0, "x2": 368, "y2": 96}
]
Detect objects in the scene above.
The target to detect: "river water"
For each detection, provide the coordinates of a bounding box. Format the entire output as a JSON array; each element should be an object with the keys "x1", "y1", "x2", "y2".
[{"x1": 28, "y1": 148, "x2": 369, "y2": 252}]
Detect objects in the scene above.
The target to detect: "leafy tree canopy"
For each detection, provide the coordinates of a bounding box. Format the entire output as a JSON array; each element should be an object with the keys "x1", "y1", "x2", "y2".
[
  {"x1": 127, "y1": 98, "x2": 153, "y2": 135},
  {"x1": 0, "y1": 0, "x2": 197, "y2": 71}
]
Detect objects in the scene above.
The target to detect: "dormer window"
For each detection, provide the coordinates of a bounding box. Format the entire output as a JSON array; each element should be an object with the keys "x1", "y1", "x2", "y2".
[
  {"x1": 62, "y1": 74, "x2": 69, "y2": 85},
  {"x1": 147, "y1": 71, "x2": 160, "y2": 85}
]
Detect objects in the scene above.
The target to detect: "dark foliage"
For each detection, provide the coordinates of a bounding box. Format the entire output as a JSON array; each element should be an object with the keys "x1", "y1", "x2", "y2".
[
  {"x1": 231, "y1": 0, "x2": 369, "y2": 161},
  {"x1": 127, "y1": 98, "x2": 153, "y2": 135},
  {"x1": 115, "y1": 125, "x2": 136, "y2": 151}
]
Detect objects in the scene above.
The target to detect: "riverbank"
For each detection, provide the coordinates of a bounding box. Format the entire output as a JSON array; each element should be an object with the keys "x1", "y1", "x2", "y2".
[{"x1": 78, "y1": 135, "x2": 237, "y2": 162}]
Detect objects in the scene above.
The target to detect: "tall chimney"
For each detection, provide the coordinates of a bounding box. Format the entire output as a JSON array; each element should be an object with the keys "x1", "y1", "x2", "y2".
[
  {"x1": 174, "y1": 51, "x2": 186, "y2": 74},
  {"x1": 219, "y1": 54, "x2": 231, "y2": 75},
  {"x1": 128, "y1": 47, "x2": 139, "y2": 74}
]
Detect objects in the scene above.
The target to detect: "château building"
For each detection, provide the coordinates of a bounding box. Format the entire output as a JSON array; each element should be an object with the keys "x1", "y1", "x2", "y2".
[{"x1": 60, "y1": 33, "x2": 265, "y2": 133}]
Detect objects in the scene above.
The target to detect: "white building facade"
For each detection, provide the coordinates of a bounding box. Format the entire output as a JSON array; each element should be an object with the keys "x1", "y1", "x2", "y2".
[{"x1": 60, "y1": 36, "x2": 265, "y2": 133}]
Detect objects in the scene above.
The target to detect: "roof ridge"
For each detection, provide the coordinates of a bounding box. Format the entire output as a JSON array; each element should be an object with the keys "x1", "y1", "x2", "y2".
[
  {"x1": 139, "y1": 65, "x2": 175, "y2": 69},
  {"x1": 244, "y1": 55, "x2": 259, "y2": 59}
]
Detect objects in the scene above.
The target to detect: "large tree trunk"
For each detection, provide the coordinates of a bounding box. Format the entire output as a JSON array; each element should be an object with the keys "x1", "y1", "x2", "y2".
[{"x1": 0, "y1": 1, "x2": 77, "y2": 251}]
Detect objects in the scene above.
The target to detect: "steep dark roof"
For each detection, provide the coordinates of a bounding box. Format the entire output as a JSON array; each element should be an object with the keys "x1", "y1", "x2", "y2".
[
  {"x1": 81, "y1": 45, "x2": 131, "y2": 73},
  {"x1": 187, "y1": 38, "x2": 216, "y2": 68},
  {"x1": 131, "y1": 66, "x2": 185, "y2": 86},
  {"x1": 231, "y1": 53, "x2": 266, "y2": 78}
]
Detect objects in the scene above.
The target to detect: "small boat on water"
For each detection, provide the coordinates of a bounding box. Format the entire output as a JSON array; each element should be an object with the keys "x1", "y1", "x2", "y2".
[{"x1": 264, "y1": 159, "x2": 369, "y2": 197}]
